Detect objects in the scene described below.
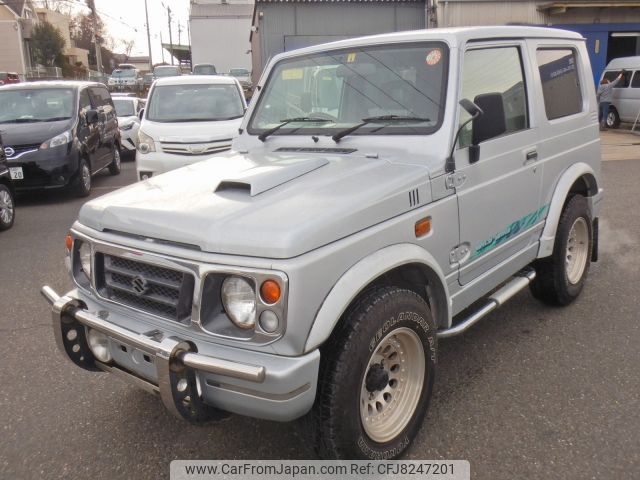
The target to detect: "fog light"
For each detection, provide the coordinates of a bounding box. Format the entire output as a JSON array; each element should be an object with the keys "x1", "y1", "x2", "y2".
[
  {"x1": 139, "y1": 171, "x2": 152, "y2": 181},
  {"x1": 259, "y1": 310, "x2": 279, "y2": 333},
  {"x1": 87, "y1": 329, "x2": 112, "y2": 363}
]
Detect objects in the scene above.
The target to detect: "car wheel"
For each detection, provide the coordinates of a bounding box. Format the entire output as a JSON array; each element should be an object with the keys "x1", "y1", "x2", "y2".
[
  {"x1": 606, "y1": 108, "x2": 620, "y2": 129},
  {"x1": 74, "y1": 158, "x2": 92, "y2": 197},
  {"x1": 109, "y1": 146, "x2": 121, "y2": 175},
  {"x1": 531, "y1": 195, "x2": 592, "y2": 306},
  {"x1": 313, "y1": 286, "x2": 437, "y2": 459},
  {"x1": 0, "y1": 184, "x2": 15, "y2": 231}
]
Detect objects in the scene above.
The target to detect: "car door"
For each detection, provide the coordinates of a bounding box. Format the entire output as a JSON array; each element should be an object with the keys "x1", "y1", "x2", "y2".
[
  {"x1": 88, "y1": 86, "x2": 113, "y2": 170},
  {"x1": 77, "y1": 87, "x2": 99, "y2": 165},
  {"x1": 453, "y1": 42, "x2": 542, "y2": 286}
]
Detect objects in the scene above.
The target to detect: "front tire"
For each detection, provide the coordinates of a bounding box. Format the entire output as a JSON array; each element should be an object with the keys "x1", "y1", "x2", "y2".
[
  {"x1": 0, "y1": 184, "x2": 15, "y2": 230},
  {"x1": 74, "y1": 158, "x2": 91, "y2": 197},
  {"x1": 531, "y1": 195, "x2": 592, "y2": 306},
  {"x1": 313, "y1": 286, "x2": 437, "y2": 459}
]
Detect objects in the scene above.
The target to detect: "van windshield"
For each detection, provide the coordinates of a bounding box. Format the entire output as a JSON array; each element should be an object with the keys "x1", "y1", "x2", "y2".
[
  {"x1": 194, "y1": 65, "x2": 217, "y2": 75},
  {"x1": 0, "y1": 88, "x2": 74, "y2": 123},
  {"x1": 112, "y1": 69, "x2": 136, "y2": 78},
  {"x1": 146, "y1": 84, "x2": 244, "y2": 122},
  {"x1": 248, "y1": 42, "x2": 448, "y2": 136},
  {"x1": 154, "y1": 67, "x2": 181, "y2": 77}
]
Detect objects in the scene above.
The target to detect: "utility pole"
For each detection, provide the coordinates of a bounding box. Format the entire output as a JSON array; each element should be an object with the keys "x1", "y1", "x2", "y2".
[
  {"x1": 144, "y1": 0, "x2": 153, "y2": 70},
  {"x1": 87, "y1": 0, "x2": 103, "y2": 73},
  {"x1": 160, "y1": 31, "x2": 165, "y2": 63},
  {"x1": 177, "y1": 21, "x2": 182, "y2": 46},
  {"x1": 167, "y1": 6, "x2": 174, "y2": 66}
]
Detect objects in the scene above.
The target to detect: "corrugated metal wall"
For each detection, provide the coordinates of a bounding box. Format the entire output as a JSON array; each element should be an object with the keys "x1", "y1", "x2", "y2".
[
  {"x1": 190, "y1": 17, "x2": 253, "y2": 73},
  {"x1": 437, "y1": 1, "x2": 547, "y2": 27},
  {"x1": 257, "y1": 3, "x2": 426, "y2": 70}
]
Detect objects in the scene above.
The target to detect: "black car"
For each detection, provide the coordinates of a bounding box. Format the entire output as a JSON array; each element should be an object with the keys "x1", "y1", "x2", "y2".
[
  {"x1": 0, "y1": 133, "x2": 16, "y2": 230},
  {"x1": 0, "y1": 81, "x2": 121, "y2": 197}
]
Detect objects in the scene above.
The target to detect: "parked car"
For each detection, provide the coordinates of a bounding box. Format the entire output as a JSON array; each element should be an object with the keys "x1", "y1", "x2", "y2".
[
  {"x1": 42, "y1": 27, "x2": 602, "y2": 459},
  {"x1": 0, "y1": 72, "x2": 20, "y2": 86},
  {"x1": 0, "y1": 133, "x2": 16, "y2": 230},
  {"x1": 193, "y1": 63, "x2": 217, "y2": 75},
  {"x1": 229, "y1": 67, "x2": 252, "y2": 98},
  {"x1": 112, "y1": 96, "x2": 145, "y2": 159},
  {"x1": 0, "y1": 81, "x2": 121, "y2": 196},
  {"x1": 599, "y1": 56, "x2": 640, "y2": 128},
  {"x1": 136, "y1": 75, "x2": 246, "y2": 180},
  {"x1": 153, "y1": 65, "x2": 182, "y2": 80},
  {"x1": 107, "y1": 68, "x2": 143, "y2": 94}
]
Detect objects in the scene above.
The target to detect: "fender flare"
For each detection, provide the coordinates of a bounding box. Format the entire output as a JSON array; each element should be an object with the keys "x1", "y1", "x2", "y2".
[
  {"x1": 304, "y1": 243, "x2": 451, "y2": 353},
  {"x1": 537, "y1": 162, "x2": 600, "y2": 259}
]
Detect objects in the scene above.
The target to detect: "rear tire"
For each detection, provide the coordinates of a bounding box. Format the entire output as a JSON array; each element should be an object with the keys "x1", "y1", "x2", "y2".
[
  {"x1": 531, "y1": 195, "x2": 592, "y2": 306},
  {"x1": 74, "y1": 158, "x2": 91, "y2": 197},
  {"x1": 109, "y1": 146, "x2": 121, "y2": 175},
  {"x1": 0, "y1": 184, "x2": 15, "y2": 230},
  {"x1": 606, "y1": 107, "x2": 620, "y2": 129},
  {"x1": 313, "y1": 286, "x2": 437, "y2": 459}
]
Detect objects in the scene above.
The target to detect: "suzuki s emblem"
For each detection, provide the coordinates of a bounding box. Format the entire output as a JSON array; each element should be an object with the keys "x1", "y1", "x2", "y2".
[
  {"x1": 187, "y1": 145, "x2": 206, "y2": 154},
  {"x1": 4, "y1": 147, "x2": 14, "y2": 158},
  {"x1": 131, "y1": 275, "x2": 149, "y2": 296}
]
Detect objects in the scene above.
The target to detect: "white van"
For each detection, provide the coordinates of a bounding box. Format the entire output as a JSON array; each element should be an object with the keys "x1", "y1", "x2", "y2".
[
  {"x1": 600, "y1": 56, "x2": 640, "y2": 128},
  {"x1": 136, "y1": 75, "x2": 246, "y2": 180}
]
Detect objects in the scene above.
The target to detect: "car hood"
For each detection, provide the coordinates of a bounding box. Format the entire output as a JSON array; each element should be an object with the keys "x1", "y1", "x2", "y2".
[
  {"x1": 141, "y1": 119, "x2": 241, "y2": 142},
  {"x1": 79, "y1": 151, "x2": 431, "y2": 258},
  {"x1": 117, "y1": 115, "x2": 138, "y2": 125},
  {"x1": 0, "y1": 119, "x2": 73, "y2": 146}
]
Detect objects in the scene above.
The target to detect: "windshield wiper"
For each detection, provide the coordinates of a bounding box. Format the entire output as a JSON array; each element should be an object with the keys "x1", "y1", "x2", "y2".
[
  {"x1": 332, "y1": 115, "x2": 430, "y2": 142},
  {"x1": 1, "y1": 118, "x2": 44, "y2": 124},
  {"x1": 42, "y1": 117, "x2": 71, "y2": 122},
  {"x1": 258, "y1": 117, "x2": 332, "y2": 142}
]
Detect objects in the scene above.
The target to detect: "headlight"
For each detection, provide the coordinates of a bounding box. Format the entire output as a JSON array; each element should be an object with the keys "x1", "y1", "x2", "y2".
[
  {"x1": 120, "y1": 121, "x2": 135, "y2": 131},
  {"x1": 87, "y1": 329, "x2": 112, "y2": 363},
  {"x1": 137, "y1": 130, "x2": 155, "y2": 153},
  {"x1": 40, "y1": 130, "x2": 72, "y2": 150},
  {"x1": 78, "y1": 241, "x2": 91, "y2": 279},
  {"x1": 221, "y1": 276, "x2": 256, "y2": 329}
]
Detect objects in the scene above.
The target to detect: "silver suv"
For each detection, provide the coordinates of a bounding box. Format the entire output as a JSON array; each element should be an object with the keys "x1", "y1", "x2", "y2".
[{"x1": 43, "y1": 26, "x2": 602, "y2": 460}]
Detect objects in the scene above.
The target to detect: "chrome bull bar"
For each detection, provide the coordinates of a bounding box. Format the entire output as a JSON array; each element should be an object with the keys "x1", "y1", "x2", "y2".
[{"x1": 41, "y1": 285, "x2": 265, "y2": 422}]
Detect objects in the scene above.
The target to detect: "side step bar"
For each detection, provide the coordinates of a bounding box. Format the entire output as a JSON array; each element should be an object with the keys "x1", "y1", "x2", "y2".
[{"x1": 437, "y1": 268, "x2": 536, "y2": 339}]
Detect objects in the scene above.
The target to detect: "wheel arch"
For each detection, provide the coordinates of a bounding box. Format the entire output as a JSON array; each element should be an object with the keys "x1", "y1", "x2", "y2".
[
  {"x1": 304, "y1": 244, "x2": 451, "y2": 353},
  {"x1": 538, "y1": 162, "x2": 601, "y2": 259}
]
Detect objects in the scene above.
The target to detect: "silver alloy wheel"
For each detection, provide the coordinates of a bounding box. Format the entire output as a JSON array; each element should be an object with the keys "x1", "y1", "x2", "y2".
[
  {"x1": 565, "y1": 217, "x2": 589, "y2": 284},
  {"x1": 606, "y1": 111, "x2": 617, "y2": 128},
  {"x1": 0, "y1": 189, "x2": 13, "y2": 224},
  {"x1": 360, "y1": 327, "x2": 425, "y2": 443},
  {"x1": 82, "y1": 163, "x2": 91, "y2": 191}
]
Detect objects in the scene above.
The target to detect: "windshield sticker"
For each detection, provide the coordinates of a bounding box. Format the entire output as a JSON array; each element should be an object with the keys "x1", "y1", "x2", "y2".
[
  {"x1": 426, "y1": 49, "x2": 442, "y2": 66},
  {"x1": 282, "y1": 68, "x2": 303, "y2": 80},
  {"x1": 347, "y1": 53, "x2": 357, "y2": 63}
]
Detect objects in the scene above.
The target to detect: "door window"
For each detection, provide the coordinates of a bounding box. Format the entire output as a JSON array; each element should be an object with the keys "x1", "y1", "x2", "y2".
[
  {"x1": 459, "y1": 46, "x2": 528, "y2": 147},
  {"x1": 536, "y1": 49, "x2": 583, "y2": 120},
  {"x1": 631, "y1": 71, "x2": 640, "y2": 88}
]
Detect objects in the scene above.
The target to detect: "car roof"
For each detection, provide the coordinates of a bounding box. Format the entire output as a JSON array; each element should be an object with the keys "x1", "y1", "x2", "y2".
[
  {"x1": 152, "y1": 75, "x2": 238, "y2": 86},
  {"x1": 0, "y1": 80, "x2": 102, "y2": 90},
  {"x1": 605, "y1": 56, "x2": 640, "y2": 70},
  {"x1": 270, "y1": 26, "x2": 584, "y2": 61}
]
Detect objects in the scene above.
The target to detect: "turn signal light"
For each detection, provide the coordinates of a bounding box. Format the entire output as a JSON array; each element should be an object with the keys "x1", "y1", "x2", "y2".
[
  {"x1": 415, "y1": 218, "x2": 432, "y2": 238},
  {"x1": 65, "y1": 234, "x2": 73, "y2": 253},
  {"x1": 260, "y1": 280, "x2": 281, "y2": 304}
]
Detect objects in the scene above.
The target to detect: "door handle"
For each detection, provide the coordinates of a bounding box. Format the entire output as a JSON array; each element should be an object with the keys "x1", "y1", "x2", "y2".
[{"x1": 524, "y1": 149, "x2": 538, "y2": 165}]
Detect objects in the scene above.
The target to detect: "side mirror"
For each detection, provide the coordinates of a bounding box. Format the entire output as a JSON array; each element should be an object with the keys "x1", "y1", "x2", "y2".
[
  {"x1": 86, "y1": 109, "x2": 99, "y2": 125},
  {"x1": 471, "y1": 93, "x2": 506, "y2": 146},
  {"x1": 138, "y1": 108, "x2": 144, "y2": 121},
  {"x1": 446, "y1": 99, "x2": 484, "y2": 172}
]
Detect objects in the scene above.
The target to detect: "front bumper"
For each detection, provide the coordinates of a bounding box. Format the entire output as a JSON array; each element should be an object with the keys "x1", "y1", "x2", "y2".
[
  {"x1": 41, "y1": 286, "x2": 319, "y2": 422},
  {"x1": 119, "y1": 126, "x2": 139, "y2": 151},
  {"x1": 135, "y1": 149, "x2": 229, "y2": 180},
  {"x1": 7, "y1": 145, "x2": 78, "y2": 191}
]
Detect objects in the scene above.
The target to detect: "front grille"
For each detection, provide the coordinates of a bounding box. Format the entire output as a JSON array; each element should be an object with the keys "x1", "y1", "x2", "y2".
[
  {"x1": 160, "y1": 140, "x2": 232, "y2": 156},
  {"x1": 6, "y1": 143, "x2": 40, "y2": 158},
  {"x1": 96, "y1": 253, "x2": 195, "y2": 322}
]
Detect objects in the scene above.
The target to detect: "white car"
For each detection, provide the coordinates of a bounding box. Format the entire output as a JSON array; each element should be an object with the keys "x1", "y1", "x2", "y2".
[
  {"x1": 136, "y1": 75, "x2": 246, "y2": 180},
  {"x1": 112, "y1": 96, "x2": 145, "y2": 158}
]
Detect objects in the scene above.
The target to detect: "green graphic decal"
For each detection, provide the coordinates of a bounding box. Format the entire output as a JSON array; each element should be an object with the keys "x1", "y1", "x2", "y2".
[{"x1": 472, "y1": 204, "x2": 549, "y2": 260}]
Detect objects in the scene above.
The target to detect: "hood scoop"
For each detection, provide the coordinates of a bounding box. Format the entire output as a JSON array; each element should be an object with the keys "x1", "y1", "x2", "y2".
[{"x1": 215, "y1": 157, "x2": 329, "y2": 197}]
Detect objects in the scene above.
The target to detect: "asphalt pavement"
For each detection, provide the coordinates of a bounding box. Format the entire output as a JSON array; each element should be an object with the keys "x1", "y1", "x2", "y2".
[{"x1": 1, "y1": 149, "x2": 638, "y2": 480}]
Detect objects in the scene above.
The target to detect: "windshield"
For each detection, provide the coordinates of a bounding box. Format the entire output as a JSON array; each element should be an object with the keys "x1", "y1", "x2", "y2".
[
  {"x1": 194, "y1": 65, "x2": 216, "y2": 75},
  {"x1": 154, "y1": 67, "x2": 180, "y2": 77},
  {"x1": 112, "y1": 69, "x2": 136, "y2": 78},
  {"x1": 230, "y1": 68, "x2": 250, "y2": 77},
  {"x1": 147, "y1": 84, "x2": 244, "y2": 122},
  {"x1": 248, "y1": 42, "x2": 448, "y2": 136},
  {"x1": 113, "y1": 98, "x2": 136, "y2": 117},
  {"x1": 0, "y1": 88, "x2": 74, "y2": 123}
]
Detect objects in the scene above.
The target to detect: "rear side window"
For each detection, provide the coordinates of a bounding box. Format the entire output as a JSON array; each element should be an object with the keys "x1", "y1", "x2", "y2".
[
  {"x1": 603, "y1": 70, "x2": 631, "y2": 88},
  {"x1": 536, "y1": 49, "x2": 583, "y2": 120},
  {"x1": 631, "y1": 71, "x2": 640, "y2": 88},
  {"x1": 89, "y1": 86, "x2": 113, "y2": 108}
]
